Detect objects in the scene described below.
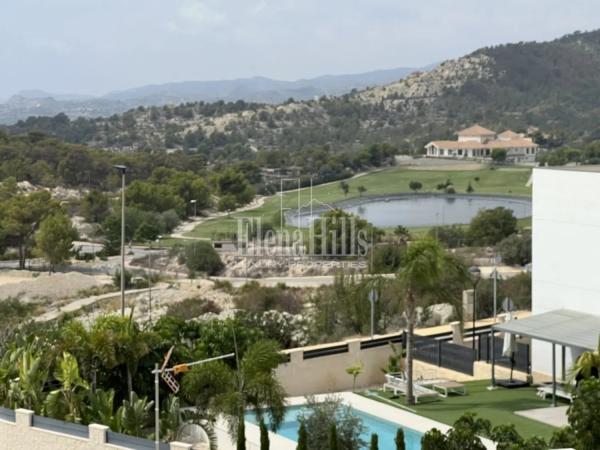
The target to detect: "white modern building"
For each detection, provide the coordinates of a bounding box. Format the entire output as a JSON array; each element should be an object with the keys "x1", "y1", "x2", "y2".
[
  {"x1": 529, "y1": 166, "x2": 600, "y2": 377},
  {"x1": 425, "y1": 124, "x2": 539, "y2": 162}
]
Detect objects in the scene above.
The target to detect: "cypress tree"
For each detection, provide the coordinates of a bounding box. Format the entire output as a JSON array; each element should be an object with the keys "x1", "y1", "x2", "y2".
[
  {"x1": 370, "y1": 433, "x2": 379, "y2": 450},
  {"x1": 297, "y1": 423, "x2": 308, "y2": 450},
  {"x1": 395, "y1": 428, "x2": 406, "y2": 450},
  {"x1": 328, "y1": 423, "x2": 338, "y2": 450}
]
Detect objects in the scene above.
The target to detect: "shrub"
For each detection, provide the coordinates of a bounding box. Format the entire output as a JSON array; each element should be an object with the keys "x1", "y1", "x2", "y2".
[
  {"x1": 496, "y1": 232, "x2": 531, "y2": 266},
  {"x1": 409, "y1": 181, "x2": 423, "y2": 192},
  {"x1": 233, "y1": 282, "x2": 303, "y2": 314},
  {"x1": 113, "y1": 269, "x2": 133, "y2": 289},
  {"x1": 166, "y1": 298, "x2": 222, "y2": 320},
  {"x1": 183, "y1": 241, "x2": 224, "y2": 275},
  {"x1": 467, "y1": 207, "x2": 517, "y2": 246},
  {"x1": 298, "y1": 396, "x2": 365, "y2": 450}
]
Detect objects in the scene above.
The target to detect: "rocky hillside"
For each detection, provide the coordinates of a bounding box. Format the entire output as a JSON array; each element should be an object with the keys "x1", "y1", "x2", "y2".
[{"x1": 8, "y1": 29, "x2": 600, "y2": 153}]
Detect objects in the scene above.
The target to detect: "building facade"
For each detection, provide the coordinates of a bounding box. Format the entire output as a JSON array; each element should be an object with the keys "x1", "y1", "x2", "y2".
[
  {"x1": 531, "y1": 166, "x2": 600, "y2": 376},
  {"x1": 425, "y1": 125, "x2": 539, "y2": 162}
]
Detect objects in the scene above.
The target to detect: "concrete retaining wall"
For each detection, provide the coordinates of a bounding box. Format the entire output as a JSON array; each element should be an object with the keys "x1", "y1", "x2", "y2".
[
  {"x1": 275, "y1": 334, "x2": 402, "y2": 396},
  {"x1": 0, "y1": 409, "x2": 191, "y2": 450}
]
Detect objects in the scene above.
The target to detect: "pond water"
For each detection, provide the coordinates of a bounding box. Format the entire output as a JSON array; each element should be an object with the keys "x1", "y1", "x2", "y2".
[{"x1": 286, "y1": 194, "x2": 532, "y2": 228}]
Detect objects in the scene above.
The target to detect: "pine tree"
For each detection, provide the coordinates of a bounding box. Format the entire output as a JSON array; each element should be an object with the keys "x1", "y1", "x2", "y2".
[{"x1": 395, "y1": 428, "x2": 406, "y2": 450}]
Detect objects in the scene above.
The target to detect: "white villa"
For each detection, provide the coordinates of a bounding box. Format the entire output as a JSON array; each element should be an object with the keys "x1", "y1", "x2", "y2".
[{"x1": 425, "y1": 124, "x2": 539, "y2": 162}]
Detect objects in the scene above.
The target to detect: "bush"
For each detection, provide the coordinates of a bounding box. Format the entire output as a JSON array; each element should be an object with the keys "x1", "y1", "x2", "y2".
[
  {"x1": 113, "y1": 269, "x2": 133, "y2": 289},
  {"x1": 183, "y1": 241, "x2": 224, "y2": 275},
  {"x1": 468, "y1": 207, "x2": 517, "y2": 246},
  {"x1": 298, "y1": 395, "x2": 365, "y2": 450},
  {"x1": 166, "y1": 298, "x2": 222, "y2": 320},
  {"x1": 409, "y1": 181, "x2": 423, "y2": 192},
  {"x1": 369, "y1": 243, "x2": 404, "y2": 273},
  {"x1": 234, "y1": 282, "x2": 303, "y2": 314},
  {"x1": 427, "y1": 225, "x2": 466, "y2": 248},
  {"x1": 496, "y1": 232, "x2": 531, "y2": 266}
]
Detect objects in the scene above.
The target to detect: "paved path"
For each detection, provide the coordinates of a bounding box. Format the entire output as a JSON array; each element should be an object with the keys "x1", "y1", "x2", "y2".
[{"x1": 515, "y1": 405, "x2": 568, "y2": 428}]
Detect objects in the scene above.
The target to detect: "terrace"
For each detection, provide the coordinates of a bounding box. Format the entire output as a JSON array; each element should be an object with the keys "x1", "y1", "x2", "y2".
[{"x1": 364, "y1": 380, "x2": 564, "y2": 441}]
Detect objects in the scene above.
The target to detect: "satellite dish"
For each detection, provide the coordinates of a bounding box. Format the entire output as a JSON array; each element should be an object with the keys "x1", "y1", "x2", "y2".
[{"x1": 177, "y1": 423, "x2": 210, "y2": 449}]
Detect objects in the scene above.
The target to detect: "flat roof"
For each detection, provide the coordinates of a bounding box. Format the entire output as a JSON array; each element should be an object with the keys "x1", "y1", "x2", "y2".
[
  {"x1": 536, "y1": 165, "x2": 600, "y2": 173},
  {"x1": 492, "y1": 309, "x2": 600, "y2": 350}
]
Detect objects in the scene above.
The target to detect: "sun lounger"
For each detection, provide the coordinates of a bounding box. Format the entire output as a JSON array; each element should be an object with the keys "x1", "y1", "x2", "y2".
[
  {"x1": 536, "y1": 384, "x2": 573, "y2": 403},
  {"x1": 431, "y1": 381, "x2": 467, "y2": 397},
  {"x1": 383, "y1": 373, "x2": 440, "y2": 403}
]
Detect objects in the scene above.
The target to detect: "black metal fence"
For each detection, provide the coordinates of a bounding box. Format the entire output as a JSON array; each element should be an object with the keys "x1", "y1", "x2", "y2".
[
  {"x1": 0, "y1": 406, "x2": 15, "y2": 422},
  {"x1": 479, "y1": 333, "x2": 530, "y2": 374},
  {"x1": 413, "y1": 334, "x2": 476, "y2": 375},
  {"x1": 31, "y1": 415, "x2": 89, "y2": 439}
]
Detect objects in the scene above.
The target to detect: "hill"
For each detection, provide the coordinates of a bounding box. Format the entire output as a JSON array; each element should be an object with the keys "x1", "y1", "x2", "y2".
[
  {"x1": 8, "y1": 29, "x2": 600, "y2": 154},
  {"x1": 0, "y1": 66, "x2": 426, "y2": 125}
]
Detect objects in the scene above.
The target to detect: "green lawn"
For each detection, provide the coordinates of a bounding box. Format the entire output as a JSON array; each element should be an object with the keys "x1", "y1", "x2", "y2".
[
  {"x1": 185, "y1": 165, "x2": 532, "y2": 239},
  {"x1": 365, "y1": 380, "x2": 560, "y2": 440}
]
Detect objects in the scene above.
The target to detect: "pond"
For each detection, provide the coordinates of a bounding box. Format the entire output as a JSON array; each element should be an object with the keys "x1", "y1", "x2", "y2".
[{"x1": 285, "y1": 194, "x2": 532, "y2": 228}]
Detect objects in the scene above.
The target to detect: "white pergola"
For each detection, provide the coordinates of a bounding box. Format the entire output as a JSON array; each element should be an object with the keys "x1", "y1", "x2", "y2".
[{"x1": 491, "y1": 309, "x2": 600, "y2": 406}]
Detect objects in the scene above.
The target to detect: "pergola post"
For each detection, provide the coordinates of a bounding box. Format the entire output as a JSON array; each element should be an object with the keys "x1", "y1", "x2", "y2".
[
  {"x1": 561, "y1": 345, "x2": 566, "y2": 381},
  {"x1": 552, "y1": 343, "x2": 557, "y2": 407}
]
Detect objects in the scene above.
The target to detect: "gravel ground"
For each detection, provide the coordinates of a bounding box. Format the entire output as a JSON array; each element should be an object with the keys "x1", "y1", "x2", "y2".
[{"x1": 0, "y1": 271, "x2": 110, "y2": 303}]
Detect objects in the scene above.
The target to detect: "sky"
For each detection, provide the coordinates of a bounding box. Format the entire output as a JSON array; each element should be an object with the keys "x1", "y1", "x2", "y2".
[{"x1": 2, "y1": 0, "x2": 600, "y2": 98}]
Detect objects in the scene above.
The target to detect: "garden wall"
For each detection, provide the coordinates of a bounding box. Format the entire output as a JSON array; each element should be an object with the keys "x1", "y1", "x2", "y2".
[{"x1": 0, "y1": 408, "x2": 193, "y2": 450}]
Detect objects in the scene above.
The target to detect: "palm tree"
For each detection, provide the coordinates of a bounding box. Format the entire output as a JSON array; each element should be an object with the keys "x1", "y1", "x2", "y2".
[
  {"x1": 8, "y1": 347, "x2": 48, "y2": 413},
  {"x1": 43, "y1": 352, "x2": 89, "y2": 423},
  {"x1": 85, "y1": 388, "x2": 118, "y2": 428},
  {"x1": 94, "y1": 313, "x2": 155, "y2": 399},
  {"x1": 569, "y1": 337, "x2": 600, "y2": 383},
  {"x1": 181, "y1": 339, "x2": 286, "y2": 443},
  {"x1": 397, "y1": 238, "x2": 467, "y2": 405},
  {"x1": 116, "y1": 392, "x2": 153, "y2": 437}
]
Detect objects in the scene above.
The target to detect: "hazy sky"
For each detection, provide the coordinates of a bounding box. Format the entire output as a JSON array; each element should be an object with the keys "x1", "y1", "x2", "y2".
[{"x1": 2, "y1": 0, "x2": 600, "y2": 98}]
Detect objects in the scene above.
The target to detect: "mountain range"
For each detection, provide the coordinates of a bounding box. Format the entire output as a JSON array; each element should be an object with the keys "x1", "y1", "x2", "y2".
[
  {"x1": 7, "y1": 29, "x2": 600, "y2": 154},
  {"x1": 0, "y1": 66, "x2": 429, "y2": 125}
]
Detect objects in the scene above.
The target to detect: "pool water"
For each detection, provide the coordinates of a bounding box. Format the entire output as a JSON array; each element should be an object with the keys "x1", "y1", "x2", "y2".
[{"x1": 245, "y1": 405, "x2": 422, "y2": 450}]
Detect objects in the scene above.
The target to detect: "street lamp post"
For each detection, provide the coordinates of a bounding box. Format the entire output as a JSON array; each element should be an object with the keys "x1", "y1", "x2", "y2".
[
  {"x1": 368, "y1": 286, "x2": 378, "y2": 339},
  {"x1": 468, "y1": 266, "x2": 481, "y2": 350},
  {"x1": 113, "y1": 165, "x2": 127, "y2": 317},
  {"x1": 190, "y1": 199, "x2": 197, "y2": 218}
]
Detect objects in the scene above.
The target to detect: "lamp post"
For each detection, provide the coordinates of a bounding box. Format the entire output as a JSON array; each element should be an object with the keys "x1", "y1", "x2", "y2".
[
  {"x1": 368, "y1": 285, "x2": 378, "y2": 340},
  {"x1": 190, "y1": 199, "x2": 197, "y2": 218},
  {"x1": 113, "y1": 165, "x2": 127, "y2": 317},
  {"x1": 468, "y1": 266, "x2": 481, "y2": 350}
]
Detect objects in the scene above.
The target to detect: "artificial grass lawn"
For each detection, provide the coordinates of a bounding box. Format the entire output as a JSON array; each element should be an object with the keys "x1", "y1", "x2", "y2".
[
  {"x1": 186, "y1": 165, "x2": 532, "y2": 239},
  {"x1": 365, "y1": 380, "x2": 560, "y2": 440}
]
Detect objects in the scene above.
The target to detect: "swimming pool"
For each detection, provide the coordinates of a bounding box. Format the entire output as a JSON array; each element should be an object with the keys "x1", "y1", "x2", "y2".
[{"x1": 245, "y1": 405, "x2": 422, "y2": 450}]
